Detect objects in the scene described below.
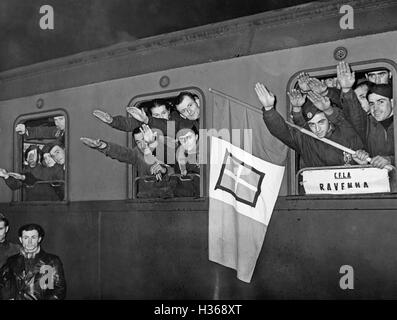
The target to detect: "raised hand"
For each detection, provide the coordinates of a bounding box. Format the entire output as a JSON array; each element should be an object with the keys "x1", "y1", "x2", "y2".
[
  {"x1": 0, "y1": 168, "x2": 9, "y2": 179},
  {"x1": 140, "y1": 124, "x2": 157, "y2": 144},
  {"x1": 337, "y1": 61, "x2": 355, "y2": 91},
  {"x1": 126, "y1": 106, "x2": 149, "y2": 124},
  {"x1": 308, "y1": 77, "x2": 328, "y2": 95},
  {"x1": 80, "y1": 137, "x2": 107, "y2": 149},
  {"x1": 254, "y1": 82, "x2": 275, "y2": 111},
  {"x1": 7, "y1": 172, "x2": 25, "y2": 180},
  {"x1": 93, "y1": 110, "x2": 113, "y2": 124},
  {"x1": 15, "y1": 124, "x2": 26, "y2": 135},
  {"x1": 307, "y1": 91, "x2": 331, "y2": 112},
  {"x1": 297, "y1": 72, "x2": 311, "y2": 92},
  {"x1": 287, "y1": 89, "x2": 306, "y2": 108}
]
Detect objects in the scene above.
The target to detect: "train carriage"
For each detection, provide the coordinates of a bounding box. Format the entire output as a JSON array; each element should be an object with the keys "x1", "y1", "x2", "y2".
[{"x1": 1, "y1": 0, "x2": 397, "y2": 299}]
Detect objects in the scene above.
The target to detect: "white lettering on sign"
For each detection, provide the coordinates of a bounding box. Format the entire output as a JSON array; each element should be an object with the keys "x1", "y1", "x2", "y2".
[{"x1": 302, "y1": 167, "x2": 390, "y2": 195}]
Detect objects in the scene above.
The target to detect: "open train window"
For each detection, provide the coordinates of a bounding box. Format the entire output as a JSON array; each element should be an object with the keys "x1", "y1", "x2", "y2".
[
  {"x1": 287, "y1": 59, "x2": 396, "y2": 196},
  {"x1": 9, "y1": 110, "x2": 68, "y2": 203},
  {"x1": 127, "y1": 88, "x2": 205, "y2": 200}
]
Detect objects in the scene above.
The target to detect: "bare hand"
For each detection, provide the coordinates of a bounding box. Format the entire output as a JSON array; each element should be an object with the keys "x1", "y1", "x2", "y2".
[
  {"x1": 0, "y1": 168, "x2": 9, "y2": 179},
  {"x1": 371, "y1": 155, "x2": 391, "y2": 170},
  {"x1": 8, "y1": 172, "x2": 25, "y2": 180},
  {"x1": 15, "y1": 124, "x2": 26, "y2": 135},
  {"x1": 297, "y1": 72, "x2": 311, "y2": 92},
  {"x1": 126, "y1": 106, "x2": 149, "y2": 124},
  {"x1": 287, "y1": 89, "x2": 306, "y2": 108},
  {"x1": 307, "y1": 91, "x2": 331, "y2": 112},
  {"x1": 140, "y1": 124, "x2": 157, "y2": 144},
  {"x1": 308, "y1": 77, "x2": 328, "y2": 95},
  {"x1": 93, "y1": 110, "x2": 113, "y2": 124},
  {"x1": 254, "y1": 82, "x2": 275, "y2": 110},
  {"x1": 352, "y1": 149, "x2": 370, "y2": 165},
  {"x1": 80, "y1": 137, "x2": 107, "y2": 149},
  {"x1": 337, "y1": 61, "x2": 355, "y2": 91}
]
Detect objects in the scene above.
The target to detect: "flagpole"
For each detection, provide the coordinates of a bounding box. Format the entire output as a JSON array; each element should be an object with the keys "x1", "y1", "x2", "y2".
[
  {"x1": 285, "y1": 121, "x2": 395, "y2": 171},
  {"x1": 209, "y1": 88, "x2": 262, "y2": 115},
  {"x1": 286, "y1": 121, "x2": 357, "y2": 155}
]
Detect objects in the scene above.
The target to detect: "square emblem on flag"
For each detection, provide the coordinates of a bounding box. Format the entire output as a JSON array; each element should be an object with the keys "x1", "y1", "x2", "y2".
[{"x1": 215, "y1": 150, "x2": 265, "y2": 208}]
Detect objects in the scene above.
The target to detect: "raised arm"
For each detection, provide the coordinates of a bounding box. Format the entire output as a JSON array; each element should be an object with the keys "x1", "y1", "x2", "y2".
[
  {"x1": 255, "y1": 82, "x2": 303, "y2": 153},
  {"x1": 337, "y1": 61, "x2": 368, "y2": 142}
]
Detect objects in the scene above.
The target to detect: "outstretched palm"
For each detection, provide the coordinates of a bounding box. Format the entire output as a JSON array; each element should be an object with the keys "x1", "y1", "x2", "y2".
[
  {"x1": 307, "y1": 91, "x2": 331, "y2": 111},
  {"x1": 80, "y1": 137, "x2": 105, "y2": 149},
  {"x1": 337, "y1": 61, "x2": 355, "y2": 90},
  {"x1": 287, "y1": 89, "x2": 306, "y2": 107},
  {"x1": 297, "y1": 72, "x2": 311, "y2": 92},
  {"x1": 308, "y1": 78, "x2": 327, "y2": 95},
  {"x1": 126, "y1": 106, "x2": 149, "y2": 124},
  {"x1": 254, "y1": 82, "x2": 275, "y2": 110},
  {"x1": 93, "y1": 110, "x2": 113, "y2": 124},
  {"x1": 140, "y1": 124, "x2": 157, "y2": 144}
]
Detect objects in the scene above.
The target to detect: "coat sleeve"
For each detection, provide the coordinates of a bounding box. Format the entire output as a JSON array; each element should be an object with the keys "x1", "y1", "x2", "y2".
[
  {"x1": 326, "y1": 107, "x2": 364, "y2": 151},
  {"x1": 340, "y1": 89, "x2": 368, "y2": 144},
  {"x1": 110, "y1": 115, "x2": 141, "y2": 132},
  {"x1": 291, "y1": 109, "x2": 306, "y2": 127},
  {"x1": 48, "y1": 256, "x2": 67, "y2": 300},
  {"x1": 262, "y1": 107, "x2": 304, "y2": 154},
  {"x1": 326, "y1": 87, "x2": 342, "y2": 109},
  {"x1": 25, "y1": 126, "x2": 58, "y2": 140},
  {"x1": 4, "y1": 176, "x2": 23, "y2": 190},
  {"x1": 99, "y1": 141, "x2": 140, "y2": 165},
  {"x1": 148, "y1": 117, "x2": 168, "y2": 136}
]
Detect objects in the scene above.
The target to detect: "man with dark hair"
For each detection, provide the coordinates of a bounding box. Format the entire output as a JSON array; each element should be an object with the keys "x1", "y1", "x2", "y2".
[
  {"x1": 0, "y1": 213, "x2": 20, "y2": 268},
  {"x1": 0, "y1": 223, "x2": 66, "y2": 300},
  {"x1": 93, "y1": 91, "x2": 200, "y2": 136},
  {"x1": 338, "y1": 62, "x2": 394, "y2": 169},
  {"x1": 365, "y1": 68, "x2": 391, "y2": 85}
]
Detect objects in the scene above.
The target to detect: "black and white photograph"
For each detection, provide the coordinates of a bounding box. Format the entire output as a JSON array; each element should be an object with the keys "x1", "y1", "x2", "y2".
[{"x1": 0, "y1": 0, "x2": 396, "y2": 314}]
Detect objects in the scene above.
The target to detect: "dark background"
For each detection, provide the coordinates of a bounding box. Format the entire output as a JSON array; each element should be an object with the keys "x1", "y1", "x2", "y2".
[{"x1": 0, "y1": 0, "x2": 317, "y2": 72}]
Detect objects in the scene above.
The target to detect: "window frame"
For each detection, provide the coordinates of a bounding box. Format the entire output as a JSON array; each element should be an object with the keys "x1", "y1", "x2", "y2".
[
  {"x1": 285, "y1": 58, "x2": 397, "y2": 196},
  {"x1": 12, "y1": 109, "x2": 69, "y2": 204},
  {"x1": 126, "y1": 87, "x2": 206, "y2": 201}
]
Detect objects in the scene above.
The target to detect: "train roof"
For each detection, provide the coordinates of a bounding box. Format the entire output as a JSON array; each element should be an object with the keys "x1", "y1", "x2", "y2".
[{"x1": 0, "y1": 0, "x2": 396, "y2": 100}]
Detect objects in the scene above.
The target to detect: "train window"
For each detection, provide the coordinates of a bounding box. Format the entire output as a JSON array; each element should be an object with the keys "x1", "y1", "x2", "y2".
[
  {"x1": 6, "y1": 111, "x2": 68, "y2": 202},
  {"x1": 127, "y1": 88, "x2": 204, "y2": 200},
  {"x1": 287, "y1": 60, "x2": 396, "y2": 196}
]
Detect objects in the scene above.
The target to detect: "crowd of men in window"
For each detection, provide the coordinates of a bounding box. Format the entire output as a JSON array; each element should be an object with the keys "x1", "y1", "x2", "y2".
[
  {"x1": 256, "y1": 61, "x2": 395, "y2": 192},
  {"x1": 0, "y1": 91, "x2": 201, "y2": 200},
  {"x1": 0, "y1": 61, "x2": 394, "y2": 200},
  {"x1": 0, "y1": 116, "x2": 66, "y2": 201}
]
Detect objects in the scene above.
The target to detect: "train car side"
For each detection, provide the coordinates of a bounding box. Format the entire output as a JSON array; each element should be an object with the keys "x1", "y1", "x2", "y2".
[{"x1": 1, "y1": 0, "x2": 397, "y2": 299}]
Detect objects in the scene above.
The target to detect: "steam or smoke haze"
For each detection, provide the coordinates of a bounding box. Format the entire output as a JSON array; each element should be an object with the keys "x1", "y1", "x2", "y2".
[{"x1": 0, "y1": 0, "x2": 314, "y2": 72}]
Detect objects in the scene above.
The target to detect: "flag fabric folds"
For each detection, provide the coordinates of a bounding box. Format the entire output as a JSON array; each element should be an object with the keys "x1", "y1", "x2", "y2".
[{"x1": 209, "y1": 136, "x2": 285, "y2": 283}]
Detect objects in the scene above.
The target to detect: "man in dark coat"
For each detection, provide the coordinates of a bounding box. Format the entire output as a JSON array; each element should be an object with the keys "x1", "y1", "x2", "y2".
[
  {"x1": 337, "y1": 61, "x2": 394, "y2": 169},
  {"x1": 0, "y1": 223, "x2": 66, "y2": 300},
  {"x1": 0, "y1": 214, "x2": 20, "y2": 269}
]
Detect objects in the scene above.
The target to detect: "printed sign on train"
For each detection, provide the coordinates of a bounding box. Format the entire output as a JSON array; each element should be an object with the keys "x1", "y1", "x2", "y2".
[{"x1": 301, "y1": 167, "x2": 390, "y2": 195}]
